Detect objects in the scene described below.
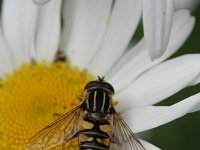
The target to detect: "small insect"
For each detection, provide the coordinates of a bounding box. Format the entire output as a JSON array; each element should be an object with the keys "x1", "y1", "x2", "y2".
[{"x1": 26, "y1": 76, "x2": 145, "y2": 150}]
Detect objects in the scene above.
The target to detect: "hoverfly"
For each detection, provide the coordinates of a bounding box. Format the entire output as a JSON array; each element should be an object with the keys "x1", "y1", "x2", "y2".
[{"x1": 26, "y1": 76, "x2": 145, "y2": 150}]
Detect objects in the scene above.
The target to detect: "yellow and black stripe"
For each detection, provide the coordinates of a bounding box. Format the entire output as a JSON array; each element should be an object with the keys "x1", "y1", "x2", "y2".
[{"x1": 78, "y1": 113, "x2": 111, "y2": 150}]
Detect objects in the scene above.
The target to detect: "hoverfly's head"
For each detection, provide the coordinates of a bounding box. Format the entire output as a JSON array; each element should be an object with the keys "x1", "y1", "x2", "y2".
[{"x1": 84, "y1": 76, "x2": 115, "y2": 95}]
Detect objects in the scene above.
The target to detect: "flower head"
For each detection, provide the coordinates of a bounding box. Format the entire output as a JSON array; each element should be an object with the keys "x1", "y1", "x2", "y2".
[{"x1": 0, "y1": 0, "x2": 199, "y2": 149}]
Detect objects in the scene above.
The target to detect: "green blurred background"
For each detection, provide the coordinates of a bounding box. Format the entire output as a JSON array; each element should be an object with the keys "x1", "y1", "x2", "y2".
[{"x1": 141, "y1": 5, "x2": 200, "y2": 150}]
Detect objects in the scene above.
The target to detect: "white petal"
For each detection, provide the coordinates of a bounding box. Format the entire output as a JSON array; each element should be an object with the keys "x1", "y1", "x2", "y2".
[
  {"x1": 35, "y1": 0, "x2": 61, "y2": 62},
  {"x1": 116, "y1": 54, "x2": 200, "y2": 110},
  {"x1": 143, "y1": 0, "x2": 174, "y2": 60},
  {"x1": 107, "y1": 39, "x2": 147, "y2": 78},
  {"x1": 2, "y1": 0, "x2": 38, "y2": 68},
  {"x1": 122, "y1": 92, "x2": 200, "y2": 133},
  {"x1": 107, "y1": 10, "x2": 195, "y2": 91},
  {"x1": 107, "y1": 39, "x2": 150, "y2": 91},
  {"x1": 0, "y1": 29, "x2": 14, "y2": 76},
  {"x1": 60, "y1": 0, "x2": 113, "y2": 70},
  {"x1": 88, "y1": 0, "x2": 142, "y2": 76},
  {"x1": 32, "y1": 0, "x2": 51, "y2": 5},
  {"x1": 141, "y1": 140, "x2": 161, "y2": 150},
  {"x1": 116, "y1": 139, "x2": 160, "y2": 150},
  {"x1": 166, "y1": 10, "x2": 195, "y2": 55}
]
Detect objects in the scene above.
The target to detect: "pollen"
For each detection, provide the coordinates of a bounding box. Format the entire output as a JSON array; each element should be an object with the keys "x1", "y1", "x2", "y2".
[{"x1": 0, "y1": 62, "x2": 93, "y2": 150}]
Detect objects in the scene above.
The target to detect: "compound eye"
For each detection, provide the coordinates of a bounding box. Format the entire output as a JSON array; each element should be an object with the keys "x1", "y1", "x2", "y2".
[
  {"x1": 103, "y1": 83, "x2": 115, "y2": 94},
  {"x1": 84, "y1": 81, "x2": 98, "y2": 90}
]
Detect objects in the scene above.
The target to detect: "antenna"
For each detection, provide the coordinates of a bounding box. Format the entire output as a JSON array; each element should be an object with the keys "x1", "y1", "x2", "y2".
[{"x1": 97, "y1": 76, "x2": 105, "y2": 82}]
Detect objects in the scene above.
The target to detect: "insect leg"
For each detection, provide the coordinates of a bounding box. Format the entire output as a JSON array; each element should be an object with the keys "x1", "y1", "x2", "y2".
[
  {"x1": 62, "y1": 132, "x2": 78, "y2": 150},
  {"x1": 53, "y1": 113, "x2": 63, "y2": 117},
  {"x1": 62, "y1": 142, "x2": 66, "y2": 150},
  {"x1": 110, "y1": 136, "x2": 122, "y2": 150}
]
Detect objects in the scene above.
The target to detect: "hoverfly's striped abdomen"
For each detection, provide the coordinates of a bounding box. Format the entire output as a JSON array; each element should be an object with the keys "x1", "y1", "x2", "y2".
[
  {"x1": 79, "y1": 114, "x2": 111, "y2": 150},
  {"x1": 86, "y1": 90, "x2": 111, "y2": 114}
]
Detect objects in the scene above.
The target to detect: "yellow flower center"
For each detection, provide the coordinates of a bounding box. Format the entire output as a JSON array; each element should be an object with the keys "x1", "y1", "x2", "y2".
[{"x1": 0, "y1": 62, "x2": 93, "y2": 150}]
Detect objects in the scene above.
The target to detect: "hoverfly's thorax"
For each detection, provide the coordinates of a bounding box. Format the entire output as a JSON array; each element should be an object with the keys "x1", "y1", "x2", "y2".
[
  {"x1": 85, "y1": 89, "x2": 111, "y2": 115},
  {"x1": 84, "y1": 77, "x2": 114, "y2": 117}
]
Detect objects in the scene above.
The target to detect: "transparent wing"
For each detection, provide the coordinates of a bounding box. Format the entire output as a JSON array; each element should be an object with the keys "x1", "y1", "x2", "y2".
[
  {"x1": 110, "y1": 109, "x2": 145, "y2": 150},
  {"x1": 26, "y1": 105, "x2": 83, "y2": 150}
]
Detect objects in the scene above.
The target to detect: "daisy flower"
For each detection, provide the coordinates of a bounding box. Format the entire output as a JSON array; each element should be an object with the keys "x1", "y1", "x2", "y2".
[{"x1": 0, "y1": 0, "x2": 199, "y2": 149}]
